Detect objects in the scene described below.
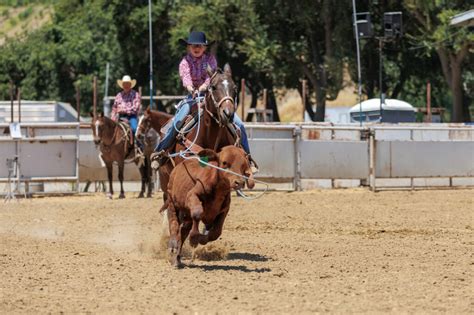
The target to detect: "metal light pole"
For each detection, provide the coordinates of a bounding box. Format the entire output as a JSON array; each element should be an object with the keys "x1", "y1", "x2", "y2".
[
  {"x1": 104, "y1": 62, "x2": 110, "y2": 116},
  {"x1": 351, "y1": 0, "x2": 363, "y2": 126},
  {"x1": 148, "y1": 0, "x2": 154, "y2": 110},
  {"x1": 378, "y1": 37, "x2": 384, "y2": 122}
]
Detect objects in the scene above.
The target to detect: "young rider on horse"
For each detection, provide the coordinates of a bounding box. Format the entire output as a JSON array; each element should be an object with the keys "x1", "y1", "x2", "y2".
[
  {"x1": 111, "y1": 75, "x2": 143, "y2": 154},
  {"x1": 152, "y1": 31, "x2": 256, "y2": 171}
]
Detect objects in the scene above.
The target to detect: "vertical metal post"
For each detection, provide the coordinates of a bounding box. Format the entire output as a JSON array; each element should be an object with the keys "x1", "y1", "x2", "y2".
[
  {"x1": 148, "y1": 0, "x2": 154, "y2": 109},
  {"x1": 351, "y1": 0, "x2": 363, "y2": 127},
  {"x1": 17, "y1": 88, "x2": 21, "y2": 123},
  {"x1": 93, "y1": 76, "x2": 97, "y2": 117},
  {"x1": 104, "y1": 62, "x2": 110, "y2": 117},
  {"x1": 10, "y1": 81, "x2": 14, "y2": 123},
  {"x1": 76, "y1": 85, "x2": 81, "y2": 122},
  {"x1": 302, "y1": 79, "x2": 307, "y2": 121},
  {"x1": 294, "y1": 126, "x2": 302, "y2": 191},
  {"x1": 240, "y1": 78, "x2": 245, "y2": 119},
  {"x1": 426, "y1": 81, "x2": 431, "y2": 123},
  {"x1": 262, "y1": 89, "x2": 267, "y2": 122},
  {"x1": 369, "y1": 130, "x2": 376, "y2": 191},
  {"x1": 379, "y1": 38, "x2": 384, "y2": 122}
]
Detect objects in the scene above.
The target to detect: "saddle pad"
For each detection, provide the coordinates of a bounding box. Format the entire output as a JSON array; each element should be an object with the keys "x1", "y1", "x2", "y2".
[{"x1": 161, "y1": 118, "x2": 173, "y2": 135}]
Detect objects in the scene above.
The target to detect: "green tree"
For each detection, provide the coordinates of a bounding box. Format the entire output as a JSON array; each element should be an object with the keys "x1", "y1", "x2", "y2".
[{"x1": 404, "y1": 0, "x2": 473, "y2": 122}]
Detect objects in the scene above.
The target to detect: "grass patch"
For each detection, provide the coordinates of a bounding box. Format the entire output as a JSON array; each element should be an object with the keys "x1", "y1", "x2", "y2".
[{"x1": 18, "y1": 5, "x2": 32, "y2": 20}]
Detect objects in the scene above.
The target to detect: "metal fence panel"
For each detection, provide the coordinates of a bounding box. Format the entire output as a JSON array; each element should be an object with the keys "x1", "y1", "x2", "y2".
[
  {"x1": 19, "y1": 140, "x2": 77, "y2": 178},
  {"x1": 0, "y1": 141, "x2": 17, "y2": 178},
  {"x1": 78, "y1": 140, "x2": 141, "y2": 181},
  {"x1": 248, "y1": 139, "x2": 295, "y2": 179},
  {"x1": 376, "y1": 141, "x2": 474, "y2": 178},
  {"x1": 300, "y1": 140, "x2": 369, "y2": 179},
  {"x1": 246, "y1": 126, "x2": 294, "y2": 139}
]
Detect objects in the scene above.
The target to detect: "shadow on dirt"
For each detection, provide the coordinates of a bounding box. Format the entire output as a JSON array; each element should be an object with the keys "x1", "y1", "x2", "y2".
[
  {"x1": 187, "y1": 264, "x2": 271, "y2": 273},
  {"x1": 227, "y1": 252, "x2": 270, "y2": 262}
]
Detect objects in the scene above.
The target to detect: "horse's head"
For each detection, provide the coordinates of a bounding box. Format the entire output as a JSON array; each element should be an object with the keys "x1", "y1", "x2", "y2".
[
  {"x1": 206, "y1": 63, "x2": 237, "y2": 124},
  {"x1": 90, "y1": 111, "x2": 106, "y2": 145},
  {"x1": 136, "y1": 108, "x2": 152, "y2": 142}
]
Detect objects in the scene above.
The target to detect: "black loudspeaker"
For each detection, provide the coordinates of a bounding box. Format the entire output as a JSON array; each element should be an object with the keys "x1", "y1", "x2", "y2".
[
  {"x1": 384, "y1": 12, "x2": 403, "y2": 38},
  {"x1": 356, "y1": 12, "x2": 373, "y2": 38}
]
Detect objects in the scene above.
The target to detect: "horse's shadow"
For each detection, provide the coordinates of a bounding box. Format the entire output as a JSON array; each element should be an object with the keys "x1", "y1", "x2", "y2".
[
  {"x1": 185, "y1": 251, "x2": 271, "y2": 273},
  {"x1": 227, "y1": 252, "x2": 270, "y2": 262},
  {"x1": 187, "y1": 264, "x2": 271, "y2": 273}
]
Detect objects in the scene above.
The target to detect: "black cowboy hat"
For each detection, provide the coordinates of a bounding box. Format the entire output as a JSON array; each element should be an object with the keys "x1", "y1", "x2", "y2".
[{"x1": 179, "y1": 31, "x2": 215, "y2": 46}]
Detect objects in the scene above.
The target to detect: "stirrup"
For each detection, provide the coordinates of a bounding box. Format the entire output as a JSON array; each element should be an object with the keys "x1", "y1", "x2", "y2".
[
  {"x1": 248, "y1": 154, "x2": 259, "y2": 174},
  {"x1": 151, "y1": 150, "x2": 167, "y2": 170}
]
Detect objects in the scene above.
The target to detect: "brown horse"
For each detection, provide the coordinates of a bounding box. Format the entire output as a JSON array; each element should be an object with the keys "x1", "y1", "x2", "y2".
[
  {"x1": 136, "y1": 64, "x2": 252, "y2": 203},
  {"x1": 136, "y1": 117, "x2": 160, "y2": 198},
  {"x1": 91, "y1": 112, "x2": 151, "y2": 199}
]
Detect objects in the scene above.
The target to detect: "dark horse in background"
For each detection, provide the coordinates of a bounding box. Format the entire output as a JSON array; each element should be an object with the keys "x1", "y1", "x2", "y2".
[
  {"x1": 91, "y1": 112, "x2": 157, "y2": 199},
  {"x1": 136, "y1": 64, "x2": 254, "y2": 205}
]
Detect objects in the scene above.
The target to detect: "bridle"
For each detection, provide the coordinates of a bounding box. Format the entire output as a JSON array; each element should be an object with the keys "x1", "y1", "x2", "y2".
[
  {"x1": 136, "y1": 114, "x2": 151, "y2": 139},
  {"x1": 93, "y1": 116, "x2": 124, "y2": 149},
  {"x1": 206, "y1": 71, "x2": 237, "y2": 126}
]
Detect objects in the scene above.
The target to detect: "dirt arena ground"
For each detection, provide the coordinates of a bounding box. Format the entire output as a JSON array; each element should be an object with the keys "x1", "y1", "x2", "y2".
[{"x1": 0, "y1": 189, "x2": 472, "y2": 313}]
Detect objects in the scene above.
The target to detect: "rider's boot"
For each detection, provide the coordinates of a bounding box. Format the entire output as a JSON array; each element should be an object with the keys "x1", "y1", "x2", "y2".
[{"x1": 247, "y1": 154, "x2": 259, "y2": 174}]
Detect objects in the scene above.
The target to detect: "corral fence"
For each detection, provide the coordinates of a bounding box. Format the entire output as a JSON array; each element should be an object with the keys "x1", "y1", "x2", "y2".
[
  {"x1": 0, "y1": 122, "x2": 80, "y2": 195},
  {"x1": 246, "y1": 123, "x2": 473, "y2": 191},
  {"x1": 1, "y1": 123, "x2": 473, "y2": 195}
]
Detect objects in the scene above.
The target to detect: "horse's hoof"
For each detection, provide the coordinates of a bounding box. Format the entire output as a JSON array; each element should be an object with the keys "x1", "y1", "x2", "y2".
[
  {"x1": 168, "y1": 238, "x2": 178, "y2": 253},
  {"x1": 119, "y1": 194, "x2": 125, "y2": 199},
  {"x1": 170, "y1": 255, "x2": 183, "y2": 269},
  {"x1": 146, "y1": 193, "x2": 152, "y2": 198},
  {"x1": 138, "y1": 192, "x2": 144, "y2": 198},
  {"x1": 106, "y1": 193, "x2": 113, "y2": 200},
  {"x1": 189, "y1": 235, "x2": 199, "y2": 248}
]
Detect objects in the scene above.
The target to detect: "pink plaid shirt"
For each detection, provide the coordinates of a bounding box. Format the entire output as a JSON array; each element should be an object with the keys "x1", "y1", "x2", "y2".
[
  {"x1": 179, "y1": 53, "x2": 217, "y2": 90},
  {"x1": 111, "y1": 90, "x2": 141, "y2": 121}
]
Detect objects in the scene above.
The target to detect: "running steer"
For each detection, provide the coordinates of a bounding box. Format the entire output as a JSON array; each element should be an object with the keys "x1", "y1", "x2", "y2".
[{"x1": 164, "y1": 145, "x2": 255, "y2": 268}]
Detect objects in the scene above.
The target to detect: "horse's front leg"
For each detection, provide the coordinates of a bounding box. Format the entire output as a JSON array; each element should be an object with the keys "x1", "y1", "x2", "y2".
[
  {"x1": 138, "y1": 161, "x2": 146, "y2": 198},
  {"x1": 105, "y1": 161, "x2": 114, "y2": 199},
  {"x1": 118, "y1": 161, "x2": 125, "y2": 199},
  {"x1": 146, "y1": 157, "x2": 153, "y2": 198}
]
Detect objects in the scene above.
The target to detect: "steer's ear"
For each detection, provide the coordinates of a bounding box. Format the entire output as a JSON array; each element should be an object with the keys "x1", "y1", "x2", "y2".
[{"x1": 198, "y1": 149, "x2": 218, "y2": 162}]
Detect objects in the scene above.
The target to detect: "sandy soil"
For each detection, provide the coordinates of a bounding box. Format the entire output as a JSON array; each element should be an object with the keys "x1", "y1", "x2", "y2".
[{"x1": 0, "y1": 189, "x2": 472, "y2": 313}]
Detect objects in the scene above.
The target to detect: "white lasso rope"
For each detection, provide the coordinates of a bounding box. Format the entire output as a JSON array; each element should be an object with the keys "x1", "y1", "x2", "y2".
[
  {"x1": 168, "y1": 95, "x2": 268, "y2": 200},
  {"x1": 178, "y1": 153, "x2": 269, "y2": 200}
]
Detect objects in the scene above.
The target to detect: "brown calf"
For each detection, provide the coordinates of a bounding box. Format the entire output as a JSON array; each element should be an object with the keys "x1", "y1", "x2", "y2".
[{"x1": 165, "y1": 145, "x2": 255, "y2": 268}]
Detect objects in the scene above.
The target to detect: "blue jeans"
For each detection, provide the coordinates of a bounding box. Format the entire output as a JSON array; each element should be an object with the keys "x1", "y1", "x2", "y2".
[
  {"x1": 119, "y1": 114, "x2": 141, "y2": 150},
  {"x1": 119, "y1": 114, "x2": 138, "y2": 135},
  {"x1": 156, "y1": 97, "x2": 250, "y2": 154}
]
